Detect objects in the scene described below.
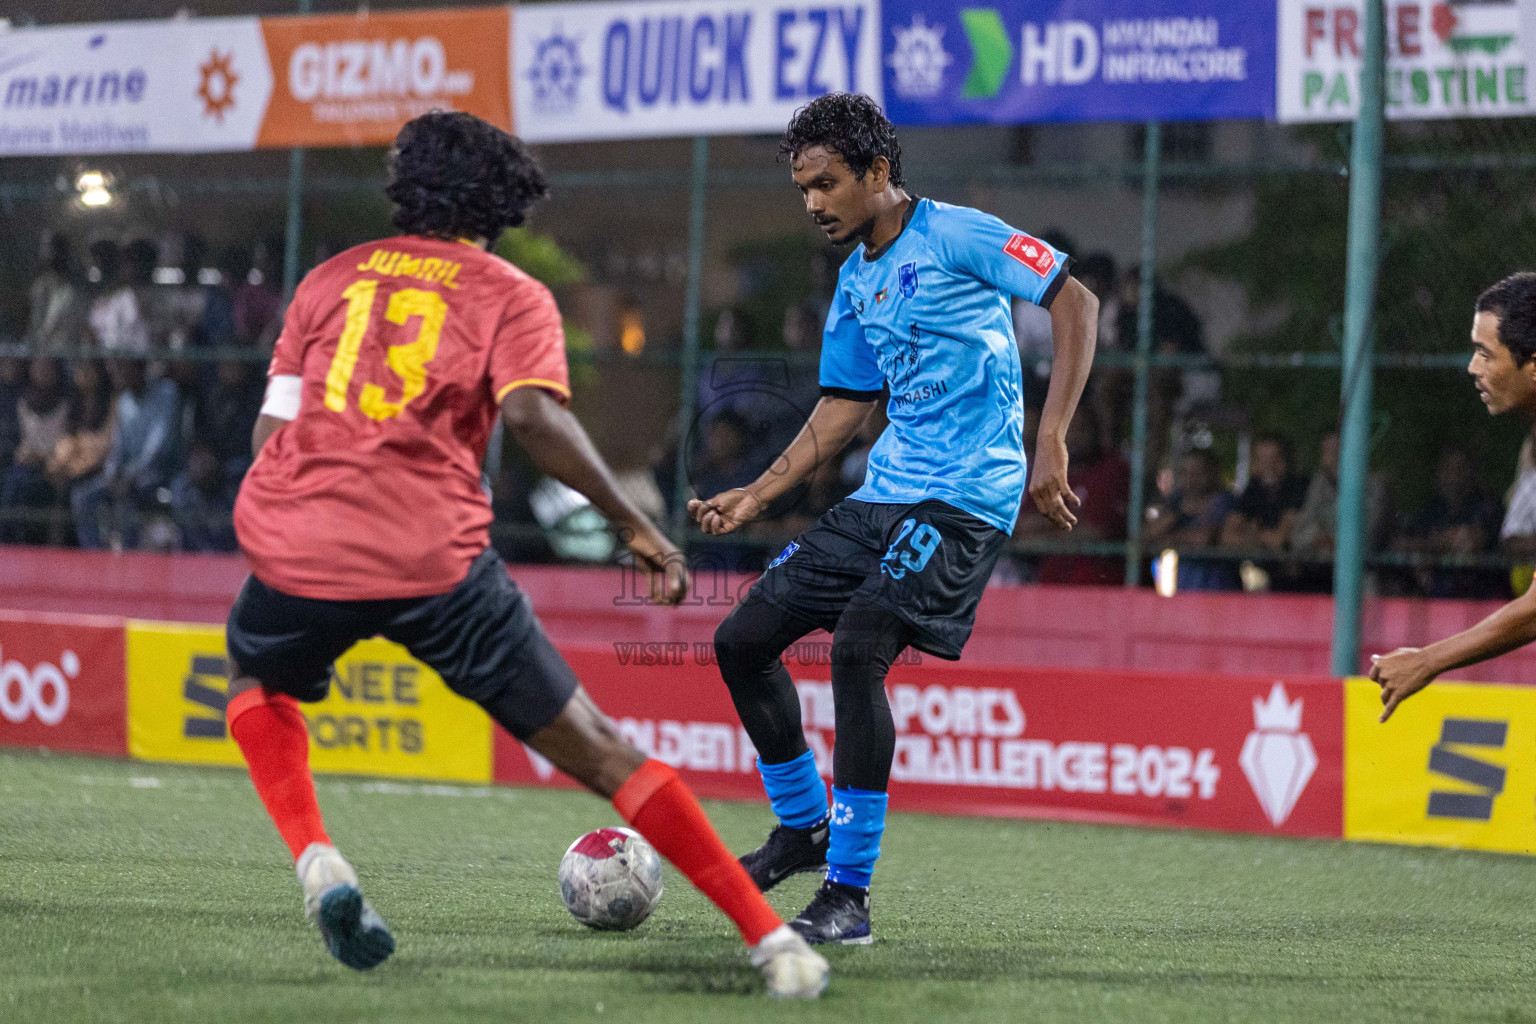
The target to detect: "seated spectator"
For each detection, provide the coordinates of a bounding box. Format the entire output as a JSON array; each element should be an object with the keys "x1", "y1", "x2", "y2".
[
  {"x1": 47, "y1": 360, "x2": 114, "y2": 495},
  {"x1": 0, "y1": 359, "x2": 71, "y2": 544},
  {"x1": 71, "y1": 360, "x2": 181, "y2": 550},
  {"x1": 1290, "y1": 429, "x2": 1392, "y2": 591},
  {"x1": 0, "y1": 357, "x2": 22, "y2": 472},
  {"x1": 87, "y1": 240, "x2": 150, "y2": 354},
  {"x1": 193, "y1": 360, "x2": 264, "y2": 485},
  {"x1": 225, "y1": 244, "x2": 280, "y2": 347},
  {"x1": 1022, "y1": 407, "x2": 1130, "y2": 586},
  {"x1": 1396, "y1": 445, "x2": 1505, "y2": 599},
  {"x1": 1221, "y1": 434, "x2": 1308, "y2": 551},
  {"x1": 688, "y1": 409, "x2": 767, "y2": 571},
  {"x1": 1143, "y1": 447, "x2": 1239, "y2": 591},
  {"x1": 28, "y1": 232, "x2": 87, "y2": 353},
  {"x1": 171, "y1": 440, "x2": 238, "y2": 552}
]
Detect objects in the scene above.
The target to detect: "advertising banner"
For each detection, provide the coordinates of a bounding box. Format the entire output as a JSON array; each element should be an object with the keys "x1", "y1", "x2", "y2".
[
  {"x1": 0, "y1": 6, "x2": 510, "y2": 156},
  {"x1": 1279, "y1": 1, "x2": 1536, "y2": 122},
  {"x1": 880, "y1": 0, "x2": 1275, "y2": 126},
  {"x1": 1345, "y1": 676, "x2": 1536, "y2": 855},
  {"x1": 126, "y1": 621, "x2": 491, "y2": 783},
  {"x1": 0, "y1": 611, "x2": 126, "y2": 756},
  {"x1": 495, "y1": 646, "x2": 1344, "y2": 838},
  {"x1": 512, "y1": 0, "x2": 882, "y2": 142}
]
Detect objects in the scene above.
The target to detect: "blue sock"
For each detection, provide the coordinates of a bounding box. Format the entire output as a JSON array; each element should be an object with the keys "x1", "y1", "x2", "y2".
[
  {"x1": 826, "y1": 787, "x2": 887, "y2": 890},
  {"x1": 757, "y1": 750, "x2": 828, "y2": 829}
]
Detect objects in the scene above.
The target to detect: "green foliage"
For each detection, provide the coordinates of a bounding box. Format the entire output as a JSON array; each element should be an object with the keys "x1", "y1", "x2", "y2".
[
  {"x1": 1183, "y1": 122, "x2": 1535, "y2": 504},
  {"x1": 494, "y1": 227, "x2": 589, "y2": 289}
]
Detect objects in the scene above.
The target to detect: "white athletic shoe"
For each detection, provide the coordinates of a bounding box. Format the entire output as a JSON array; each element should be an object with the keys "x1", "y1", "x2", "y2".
[
  {"x1": 751, "y1": 924, "x2": 830, "y2": 998},
  {"x1": 295, "y1": 842, "x2": 395, "y2": 970}
]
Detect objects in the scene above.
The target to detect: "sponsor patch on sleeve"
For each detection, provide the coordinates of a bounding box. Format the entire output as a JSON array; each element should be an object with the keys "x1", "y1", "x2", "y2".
[{"x1": 1004, "y1": 233, "x2": 1057, "y2": 278}]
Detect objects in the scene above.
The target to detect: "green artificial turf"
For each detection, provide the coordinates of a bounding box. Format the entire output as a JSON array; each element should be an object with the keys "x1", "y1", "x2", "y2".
[{"x1": 2, "y1": 749, "x2": 1534, "y2": 1023}]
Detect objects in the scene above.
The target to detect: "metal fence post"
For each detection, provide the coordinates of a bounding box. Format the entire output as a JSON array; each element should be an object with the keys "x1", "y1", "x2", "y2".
[
  {"x1": 280, "y1": 0, "x2": 313, "y2": 301},
  {"x1": 1124, "y1": 121, "x2": 1162, "y2": 586},
  {"x1": 670, "y1": 136, "x2": 710, "y2": 538},
  {"x1": 1331, "y1": 0, "x2": 1387, "y2": 677}
]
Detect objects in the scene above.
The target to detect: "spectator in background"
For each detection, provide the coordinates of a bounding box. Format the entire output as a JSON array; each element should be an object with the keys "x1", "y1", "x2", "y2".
[
  {"x1": 71, "y1": 359, "x2": 181, "y2": 550},
  {"x1": 87, "y1": 240, "x2": 149, "y2": 354},
  {"x1": 1023, "y1": 405, "x2": 1130, "y2": 586},
  {"x1": 688, "y1": 409, "x2": 767, "y2": 571},
  {"x1": 1143, "y1": 447, "x2": 1239, "y2": 590},
  {"x1": 1222, "y1": 434, "x2": 1308, "y2": 551},
  {"x1": 1396, "y1": 445, "x2": 1505, "y2": 599},
  {"x1": 0, "y1": 358, "x2": 71, "y2": 543},
  {"x1": 28, "y1": 233, "x2": 87, "y2": 353},
  {"x1": 192, "y1": 360, "x2": 264, "y2": 484},
  {"x1": 170, "y1": 440, "x2": 238, "y2": 552},
  {"x1": 1291, "y1": 428, "x2": 1392, "y2": 591},
  {"x1": 225, "y1": 244, "x2": 280, "y2": 347},
  {"x1": 0, "y1": 357, "x2": 23, "y2": 473},
  {"x1": 47, "y1": 360, "x2": 114, "y2": 501},
  {"x1": 1116, "y1": 267, "x2": 1214, "y2": 474},
  {"x1": 1073, "y1": 253, "x2": 1128, "y2": 457}
]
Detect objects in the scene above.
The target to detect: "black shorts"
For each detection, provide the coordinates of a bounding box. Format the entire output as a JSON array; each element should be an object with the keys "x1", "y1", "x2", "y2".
[
  {"x1": 225, "y1": 547, "x2": 577, "y2": 740},
  {"x1": 751, "y1": 498, "x2": 1007, "y2": 659}
]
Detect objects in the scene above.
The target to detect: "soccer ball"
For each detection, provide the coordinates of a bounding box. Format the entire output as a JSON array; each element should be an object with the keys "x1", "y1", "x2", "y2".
[{"x1": 558, "y1": 826, "x2": 663, "y2": 931}]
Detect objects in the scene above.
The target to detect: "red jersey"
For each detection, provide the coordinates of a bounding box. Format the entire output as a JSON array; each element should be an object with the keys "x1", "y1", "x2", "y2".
[{"x1": 235, "y1": 235, "x2": 569, "y2": 600}]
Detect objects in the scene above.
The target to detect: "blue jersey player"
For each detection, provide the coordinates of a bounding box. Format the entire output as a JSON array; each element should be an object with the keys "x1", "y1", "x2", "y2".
[{"x1": 688, "y1": 94, "x2": 1099, "y2": 945}]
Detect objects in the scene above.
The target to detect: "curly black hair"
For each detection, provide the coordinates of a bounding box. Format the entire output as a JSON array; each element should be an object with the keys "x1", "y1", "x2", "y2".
[
  {"x1": 385, "y1": 111, "x2": 549, "y2": 241},
  {"x1": 779, "y1": 92, "x2": 904, "y2": 189},
  {"x1": 1477, "y1": 272, "x2": 1536, "y2": 365}
]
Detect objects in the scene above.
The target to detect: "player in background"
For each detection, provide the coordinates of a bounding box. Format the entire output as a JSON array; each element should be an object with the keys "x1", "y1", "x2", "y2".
[
  {"x1": 224, "y1": 111, "x2": 827, "y2": 998},
  {"x1": 689, "y1": 94, "x2": 1099, "y2": 944},
  {"x1": 1374, "y1": 273, "x2": 1536, "y2": 719}
]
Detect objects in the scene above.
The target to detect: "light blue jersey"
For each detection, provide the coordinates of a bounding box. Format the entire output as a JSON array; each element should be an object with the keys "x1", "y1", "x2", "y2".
[{"x1": 819, "y1": 198, "x2": 1070, "y2": 533}]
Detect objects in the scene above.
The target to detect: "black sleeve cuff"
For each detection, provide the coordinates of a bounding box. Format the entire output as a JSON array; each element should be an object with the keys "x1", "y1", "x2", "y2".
[
  {"x1": 1039, "y1": 255, "x2": 1074, "y2": 310},
  {"x1": 821, "y1": 386, "x2": 884, "y2": 402}
]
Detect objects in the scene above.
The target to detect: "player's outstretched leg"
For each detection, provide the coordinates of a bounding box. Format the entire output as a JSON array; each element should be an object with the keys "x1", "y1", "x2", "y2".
[
  {"x1": 227, "y1": 682, "x2": 395, "y2": 970},
  {"x1": 513, "y1": 685, "x2": 829, "y2": 999},
  {"x1": 714, "y1": 594, "x2": 829, "y2": 891},
  {"x1": 789, "y1": 597, "x2": 910, "y2": 946}
]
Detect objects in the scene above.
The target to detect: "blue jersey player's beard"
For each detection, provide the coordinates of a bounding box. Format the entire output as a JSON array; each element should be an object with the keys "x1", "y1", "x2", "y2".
[{"x1": 830, "y1": 212, "x2": 878, "y2": 248}]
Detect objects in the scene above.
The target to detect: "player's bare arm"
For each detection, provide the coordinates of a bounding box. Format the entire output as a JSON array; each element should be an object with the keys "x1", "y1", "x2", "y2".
[
  {"x1": 500, "y1": 385, "x2": 689, "y2": 605},
  {"x1": 251, "y1": 413, "x2": 286, "y2": 457},
  {"x1": 688, "y1": 394, "x2": 875, "y2": 536},
  {"x1": 1372, "y1": 587, "x2": 1536, "y2": 721},
  {"x1": 1029, "y1": 274, "x2": 1098, "y2": 531}
]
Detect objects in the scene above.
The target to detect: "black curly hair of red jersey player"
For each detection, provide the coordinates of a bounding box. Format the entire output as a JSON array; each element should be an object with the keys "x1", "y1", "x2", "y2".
[
  {"x1": 385, "y1": 111, "x2": 549, "y2": 242},
  {"x1": 779, "y1": 92, "x2": 904, "y2": 189}
]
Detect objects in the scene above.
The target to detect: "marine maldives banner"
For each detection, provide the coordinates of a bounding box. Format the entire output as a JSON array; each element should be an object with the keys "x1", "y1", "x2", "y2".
[
  {"x1": 512, "y1": 0, "x2": 882, "y2": 142},
  {"x1": 880, "y1": 0, "x2": 1276, "y2": 126},
  {"x1": 495, "y1": 646, "x2": 1344, "y2": 839},
  {"x1": 1279, "y1": 1, "x2": 1536, "y2": 122},
  {"x1": 0, "y1": 612, "x2": 126, "y2": 756},
  {"x1": 0, "y1": 6, "x2": 510, "y2": 156}
]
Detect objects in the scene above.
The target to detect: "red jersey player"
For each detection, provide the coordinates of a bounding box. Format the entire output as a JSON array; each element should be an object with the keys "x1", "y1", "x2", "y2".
[{"x1": 224, "y1": 111, "x2": 827, "y2": 998}]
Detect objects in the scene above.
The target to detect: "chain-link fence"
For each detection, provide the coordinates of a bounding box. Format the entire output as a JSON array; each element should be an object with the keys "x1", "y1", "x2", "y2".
[{"x1": 2, "y1": 112, "x2": 1532, "y2": 595}]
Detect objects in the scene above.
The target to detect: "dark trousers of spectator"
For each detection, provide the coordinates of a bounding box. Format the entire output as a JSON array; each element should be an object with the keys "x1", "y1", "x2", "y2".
[
  {"x1": 71, "y1": 474, "x2": 159, "y2": 550},
  {"x1": 0, "y1": 463, "x2": 55, "y2": 544},
  {"x1": 170, "y1": 475, "x2": 237, "y2": 553}
]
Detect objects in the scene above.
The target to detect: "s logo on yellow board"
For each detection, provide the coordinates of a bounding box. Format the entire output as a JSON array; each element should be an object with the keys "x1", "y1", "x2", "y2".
[
  {"x1": 126, "y1": 621, "x2": 491, "y2": 783},
  {"x1": 1344, "y1": 677, "x2": 1536, "y2": 855}
]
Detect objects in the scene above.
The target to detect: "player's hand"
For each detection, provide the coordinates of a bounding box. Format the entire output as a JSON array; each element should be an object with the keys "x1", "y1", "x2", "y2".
[
  {"x1": 622, "y1": 523, "x2": 690, "y2": 606},
  {"x1": 1028, "y1": 437, "x2": 1080, "y2": 530},
  {"x1": 687, "y1": 488, "x2": 764, "y2": 536},
  {"x1": 1370, "y1": 647, "x2": 1437, "y2": 722}
]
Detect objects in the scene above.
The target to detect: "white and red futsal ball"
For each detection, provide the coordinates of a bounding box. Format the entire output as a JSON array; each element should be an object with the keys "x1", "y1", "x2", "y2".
[{"x1": 558, "y1": 826, "x2": 664, "y2": 931}]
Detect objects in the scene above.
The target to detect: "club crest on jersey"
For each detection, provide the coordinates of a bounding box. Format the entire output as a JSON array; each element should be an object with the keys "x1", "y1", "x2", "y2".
[
  {"x1": 875, "y1": 288, "x2": 890, "y2": 304},
  {"x1": 1004, "y1": 233, "x2": 1056, "y2": 278},
  {"x1": 768, "y1": 541, "x2": 799, "y2": 570},
  {"x1": 898, "y1": 262, "x2": 919, "y2": 298}
]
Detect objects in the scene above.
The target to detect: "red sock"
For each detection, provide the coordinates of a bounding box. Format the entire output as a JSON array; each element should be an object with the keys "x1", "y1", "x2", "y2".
[
  {"x1": 613, "y1": 760, "x2": 783, "y2": 946},
  {"x1": 228, "y1": 688, "x2": 330, "y2": 860}
]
